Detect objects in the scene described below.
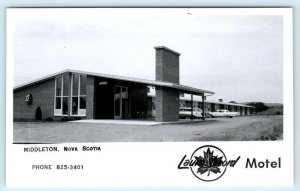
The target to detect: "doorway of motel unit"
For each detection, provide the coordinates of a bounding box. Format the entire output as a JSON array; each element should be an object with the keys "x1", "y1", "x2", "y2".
[{"x1": 114, "y1": 86, "x2": 129, "y2": 119}]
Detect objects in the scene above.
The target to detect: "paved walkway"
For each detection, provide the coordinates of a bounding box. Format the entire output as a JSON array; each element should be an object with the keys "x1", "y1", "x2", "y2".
[{"x1": 69, "y1": 119, "x2": 208, "y2": 126}]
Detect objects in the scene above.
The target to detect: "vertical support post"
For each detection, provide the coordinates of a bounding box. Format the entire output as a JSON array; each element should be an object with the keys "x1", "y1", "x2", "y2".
[
  {"x1": 191, "y1": 94, "x2": 193, "y2": 120},
  {"x1": 202, "y1": 94, "x2": 205, "y2": 120}
]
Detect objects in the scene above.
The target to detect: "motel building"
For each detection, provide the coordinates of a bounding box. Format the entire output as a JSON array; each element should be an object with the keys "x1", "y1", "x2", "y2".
[
  {"x1": 147, "y1": 88, "x2": 255, "y2": 118},
  {"x1": 147, "y1": 87, "x2": 254, "y2": 117},
  {"x1": 13, "y1": 46, "x2": 253, "y2": 122}
]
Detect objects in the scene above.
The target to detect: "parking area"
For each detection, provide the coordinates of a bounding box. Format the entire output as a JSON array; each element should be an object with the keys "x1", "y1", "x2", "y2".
[{"x1": 13, "y1": 115, "x2": 283, "y2": 143}]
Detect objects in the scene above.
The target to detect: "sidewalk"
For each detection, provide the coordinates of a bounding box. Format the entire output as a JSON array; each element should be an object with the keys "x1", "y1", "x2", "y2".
[{"x1": 68, "y1": 119, "x2": 211, "y2": 126}]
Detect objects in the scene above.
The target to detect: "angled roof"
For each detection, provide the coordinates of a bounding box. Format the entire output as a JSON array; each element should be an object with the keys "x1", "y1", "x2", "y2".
[{"x1": 13, "y1": 69, "x2": 215, "y2": 95}]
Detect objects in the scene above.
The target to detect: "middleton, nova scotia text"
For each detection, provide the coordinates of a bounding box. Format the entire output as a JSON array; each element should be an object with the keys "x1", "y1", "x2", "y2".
[{"x1": 23, "y1": 146, "x2": 101, "y2": 152}]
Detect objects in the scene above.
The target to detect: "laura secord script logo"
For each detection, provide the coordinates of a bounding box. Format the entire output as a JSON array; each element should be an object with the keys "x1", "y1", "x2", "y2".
[{"x1": 178, "y1": 145, "x2": 240, "y2": 181}]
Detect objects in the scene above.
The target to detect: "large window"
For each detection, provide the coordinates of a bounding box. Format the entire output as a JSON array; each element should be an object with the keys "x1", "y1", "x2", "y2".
[
  {"x1": 54, "y1": 75, "x2": 70, "y2": 116},
  {"x1": 71, "y1": 74, "x2": 87, "y2": 116}
]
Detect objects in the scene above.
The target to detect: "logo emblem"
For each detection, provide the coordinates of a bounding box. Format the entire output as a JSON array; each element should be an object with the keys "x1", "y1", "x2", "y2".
[
  {"x1": 25, "y1": 94, "x2": 33, "y2": 104},
  {"x1": 191, "y1": 146, "x2": 227, "y2": 181},
  {"x1": 178, "y1": 145, "x2": 240, "y2": 182}
]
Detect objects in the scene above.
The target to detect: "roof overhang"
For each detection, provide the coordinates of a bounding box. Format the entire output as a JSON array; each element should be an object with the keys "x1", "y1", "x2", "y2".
[{"x1": 13, "y1": 69, "x2": 215, "y2": 95}]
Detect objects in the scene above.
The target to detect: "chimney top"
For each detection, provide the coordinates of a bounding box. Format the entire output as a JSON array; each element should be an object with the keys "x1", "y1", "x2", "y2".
[
  {"x1": 219, "y1": 99, "x2": 223, "y2": 102},
  {"x1": 154, "y1": 46, "x2": 181, "y2": 56}
]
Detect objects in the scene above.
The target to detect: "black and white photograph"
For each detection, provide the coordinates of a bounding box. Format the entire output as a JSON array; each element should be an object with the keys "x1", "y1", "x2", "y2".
[
  {"x1": 11, "y1": 8, "x2": 285, "y2": 143},
  {"x1": 6, "y1": 8, "x2": 293, "y2": 187}
]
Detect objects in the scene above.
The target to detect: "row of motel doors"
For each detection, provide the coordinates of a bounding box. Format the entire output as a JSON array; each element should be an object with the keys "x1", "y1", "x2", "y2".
[
  {"x1": 114, "y1": 86, "x2": 129, "y2": 119},
  {"x1": 113, "y1": 85, "x2": 252, "y2": 119}
]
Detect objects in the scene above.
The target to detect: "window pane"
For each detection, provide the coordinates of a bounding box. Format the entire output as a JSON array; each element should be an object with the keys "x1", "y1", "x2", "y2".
[
  {"x1": 72, "y1": 97, "x2": 78, "y2": 115},
  {"x1": 80, "y1": 75, "x2": 87, "y2": 96},
  {"x1": 80, "y1": 96, "x2": 86, "y2": 109},
  {"x1": 63, "y1": 75, "x2": 69, "y2": 96},
  {"x1": 62, "y1": 97, "x2": 69, "y2": 115},
  {"x1": 56, "y1": 77, "x2": 62, "y2": 96},
  {"x1": 55, "y1": 97, "x2": 61, "y2": 109},
  {"x1": 72, "y1": 74, "x2": 79, "y2": 96}
]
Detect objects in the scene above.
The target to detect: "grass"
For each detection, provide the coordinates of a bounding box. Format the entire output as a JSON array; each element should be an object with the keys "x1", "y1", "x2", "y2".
[{"x1": 192, "y1": 115, "x2": 283, "y2": 141}]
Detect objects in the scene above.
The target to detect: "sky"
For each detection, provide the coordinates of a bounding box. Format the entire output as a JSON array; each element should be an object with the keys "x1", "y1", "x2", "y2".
[{"x1": 9, "y1": 8, "x2": 284, "y2": 103}]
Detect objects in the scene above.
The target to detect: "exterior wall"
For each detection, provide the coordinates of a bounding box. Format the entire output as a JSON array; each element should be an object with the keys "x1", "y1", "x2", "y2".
[
  {"x1": 155, "y1": 87, "x2": 179, "y2": 122},
  {"x1": 237, "y1": 106, "x2": 241, "y2": 114},
  {"x1": 241, "y1": 107, "x2": 245, "y2": 115},
  {"x1": 234, "y1": 106, "x2": 238, "y2": 112},
  {"x1": 86, "y1": 76, "x2": 95, "y2": 119},
  {"x1": 14, "y1": 79, "x2": 55, "y2": 120},
  {"x1": 155, "y1": 47, "x2": 180, "y2": 84},
  {"x1": 155, "y1": 47, "x2": 180, "y2": 122}
]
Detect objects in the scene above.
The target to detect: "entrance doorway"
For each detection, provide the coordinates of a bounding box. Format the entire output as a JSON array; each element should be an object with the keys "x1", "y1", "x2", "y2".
[{"x1": 114, "y1": 86, "x2": 129, "y2": 119}]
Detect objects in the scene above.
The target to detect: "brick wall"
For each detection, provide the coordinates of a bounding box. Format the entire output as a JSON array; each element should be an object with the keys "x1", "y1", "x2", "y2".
[
  {"x1": 155, "y1": 46, "x2": 180, "y2": 84},
  {"x1": 13, "y1": 79, "x2": 55, "y2": 120},
  {"x1": 154, "y1": 46, "x2": 181, "y2": 122},
  {"x1": 155, "y1": 87, "x2": 179, "y2": 122}
]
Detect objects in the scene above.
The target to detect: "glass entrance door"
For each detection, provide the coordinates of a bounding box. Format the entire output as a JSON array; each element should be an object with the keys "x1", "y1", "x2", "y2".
[{"x1": 114, "y1": 86, "x2": 128, "y2": 119}]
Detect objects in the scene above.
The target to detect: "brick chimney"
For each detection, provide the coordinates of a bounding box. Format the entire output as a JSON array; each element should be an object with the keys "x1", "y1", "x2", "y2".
[
  {"x1": 155, "y1": 46, "x2": 180, "y2": 84},
  {"x1": 154, "y1": 46, "x2": 180, "y2": 122}
]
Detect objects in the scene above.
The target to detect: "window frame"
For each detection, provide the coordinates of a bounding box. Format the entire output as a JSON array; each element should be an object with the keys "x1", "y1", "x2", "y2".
[
  {"x1": 54, "y1": 75, "x2": 69, "y2": 116},
  {"x1": 70, "y1": 74, "x2": 87, "y2": 117}
]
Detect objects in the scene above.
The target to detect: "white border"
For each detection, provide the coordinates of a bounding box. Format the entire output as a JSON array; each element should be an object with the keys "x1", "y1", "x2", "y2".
[{"x1": 6, "y1": 8, "x2": 293, "y2": 187}]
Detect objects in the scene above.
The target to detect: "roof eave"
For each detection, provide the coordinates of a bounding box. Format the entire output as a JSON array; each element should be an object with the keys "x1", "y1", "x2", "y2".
[
  {"x1": 13, "y1": 69, "x2": 71, "y2": 91},
  {"x1": 13, "y1": 69, "x2": 214, "y2": 96}
]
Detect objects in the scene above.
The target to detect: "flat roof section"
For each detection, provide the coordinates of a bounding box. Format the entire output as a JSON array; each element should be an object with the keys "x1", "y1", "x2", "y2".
[{"x1": 13, "y1": 69, "x2": 214, "y2": 96}]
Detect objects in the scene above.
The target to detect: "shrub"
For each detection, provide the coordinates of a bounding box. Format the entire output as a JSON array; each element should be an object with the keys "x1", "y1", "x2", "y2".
[{"x1": 35, "y1": 106, "x2": 42, "y2": 120}]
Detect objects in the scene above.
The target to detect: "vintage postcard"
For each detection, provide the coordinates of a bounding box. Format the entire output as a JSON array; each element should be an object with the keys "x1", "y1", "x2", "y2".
[{"x1": 6, "y1": 8, "x2": 293, "y2": 187}]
